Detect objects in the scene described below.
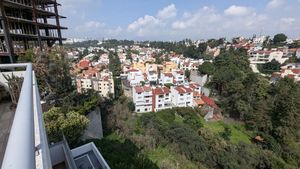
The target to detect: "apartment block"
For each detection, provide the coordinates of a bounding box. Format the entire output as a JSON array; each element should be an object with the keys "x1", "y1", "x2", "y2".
[
  {"x1": 132, "y1": 86, "x2": 152, "y2": 113},
  {"x1": 76, "y1": 68, "x2": 114, "y2": 98},
  {"x1": 170, "y1": 86, "x2": 194, "y2": 107},
  {"x1": 152, "y1": 87, "x2": 172, "y2": 112}
]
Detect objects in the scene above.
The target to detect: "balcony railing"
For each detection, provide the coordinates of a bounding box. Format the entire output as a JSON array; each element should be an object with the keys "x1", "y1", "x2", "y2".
[{"x1": 0, "y1": 63, "x2": 52, "y2": 169}]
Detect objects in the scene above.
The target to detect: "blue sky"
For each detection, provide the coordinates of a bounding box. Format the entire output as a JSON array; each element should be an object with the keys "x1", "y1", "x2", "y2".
[{"x1": 59, "y1": 0, "x2": 300, "y2": 40}]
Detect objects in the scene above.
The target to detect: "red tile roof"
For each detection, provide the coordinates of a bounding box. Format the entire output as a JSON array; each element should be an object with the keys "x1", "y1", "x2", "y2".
[
  {"x1": 292, "y1": 69, "x2": 300, "y2": 74},
  {"x1": 153, "y1": 87, "x2": 170, "y2": 95},
  {"x1": 128, "y1": 69, "x2": 139, "y2": 72},
  {"x1": 201, "y1": 95, "x2": 218, "y2": 108},
  {"x1": 189, "y1": 83, "x2": 200, "y2": 89},
  {"x1": 287, "y1": 74, "x2": 296, "y2": 79},
  {"x1": 79, "y1": 59, "x2": 90, "y2": 68},
  {"x1": 175, "y1": 86, "x2": 193, "y2": 94},
  {"x1": 164, "y1": 73, "x2": 173, "y2": 77}
]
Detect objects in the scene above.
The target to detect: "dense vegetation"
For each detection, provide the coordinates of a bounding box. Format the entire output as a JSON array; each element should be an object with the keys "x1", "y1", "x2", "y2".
[{"x1": 258, "y1": 59, "x2": 281, "y2": 74}]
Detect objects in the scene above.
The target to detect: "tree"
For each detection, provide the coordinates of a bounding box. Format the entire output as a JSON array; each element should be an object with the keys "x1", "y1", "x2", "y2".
[
  {"x1": 258, "y1": 59, "x2": 281, "y2": 74},
  {"x1": 221, "y1": 126, "x2": 232, "y2": 141},
  {"x1": 44, "y1": 107, "x2": 89, "y2": 145},
  {"x1": 127, "y1": 101, "x2": 135, "y2": 112},
  {"x1": 185, "y1": 70, "x2": 191, "y2": 81},
  {"x1": 198, "y1": 62, "x2": 215, "y2": 78},
  {"x1": 198, "y1": 43, "x2": 207, "y2": 54},
  {"x1": 273, "y1": 33, "x2": 287, "y2": 44}
]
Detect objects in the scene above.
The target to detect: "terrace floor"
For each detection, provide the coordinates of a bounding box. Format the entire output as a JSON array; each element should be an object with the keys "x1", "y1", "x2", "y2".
[{"x1": 0, "y1": 101, "x2": 15, "y2": 167}]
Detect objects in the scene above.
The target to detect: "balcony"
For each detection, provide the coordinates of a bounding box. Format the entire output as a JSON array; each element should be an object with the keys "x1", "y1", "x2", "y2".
[{"x1": 0, "y1": 63, "x2": 110, "y2": 169}]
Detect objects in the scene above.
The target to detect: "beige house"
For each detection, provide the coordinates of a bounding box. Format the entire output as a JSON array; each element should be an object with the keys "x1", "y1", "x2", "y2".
[{"x1": 76, "y1": 69, "x2": 114, "y2": 98}]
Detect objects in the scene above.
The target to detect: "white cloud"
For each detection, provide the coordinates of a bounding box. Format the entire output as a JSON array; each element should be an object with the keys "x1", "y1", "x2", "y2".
[
  {"x1": 157, "y1": 4, "x2": 177, "y2": 19},
  {"x1": 267, "y1": 0, "x2": 284, "y2": 9},
  {"x1": 280, "y1": 17, "x2": 296, "y2": 24},
  {"x1": 224, "y1": 5, "x2": 254, "y2": 16},
  {"x1": 127, "y1": 15, "x2": 161, "y2": 31}
]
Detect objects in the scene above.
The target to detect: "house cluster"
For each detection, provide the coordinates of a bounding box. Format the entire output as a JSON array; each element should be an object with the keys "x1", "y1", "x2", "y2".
[
  {"x1": 71, "y1": 57, "x2": 115, "y2": 98},
  {"x1": 230, "y1": 36, "x2": 300, "y2": 64},
  {"x1": 272, "y1": 63, "x2": 300, "y2": 82}
]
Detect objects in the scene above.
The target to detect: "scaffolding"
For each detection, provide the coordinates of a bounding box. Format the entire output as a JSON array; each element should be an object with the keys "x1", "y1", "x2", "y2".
[{"x1": 0, "y1": 0, "x2": 67, "y2": 63}]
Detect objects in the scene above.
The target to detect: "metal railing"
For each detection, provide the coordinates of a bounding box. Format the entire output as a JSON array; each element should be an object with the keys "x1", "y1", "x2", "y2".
[{"x1": 0, "y1": 63, "x2": 51, "y2": 169}]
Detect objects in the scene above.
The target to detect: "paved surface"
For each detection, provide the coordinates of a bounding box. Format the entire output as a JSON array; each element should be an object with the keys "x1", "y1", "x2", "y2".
[
  {"x1": 0, "y1": 102, "x2": 15, "y2": 167},
  {"x1": 82, "y1": 107, "x2": 103, "y2": 140}
]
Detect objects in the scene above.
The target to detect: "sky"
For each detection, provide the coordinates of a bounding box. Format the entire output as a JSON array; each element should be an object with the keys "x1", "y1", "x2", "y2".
[{"x1": 59, "y1": 0, "x2": 300, "y2": 41}]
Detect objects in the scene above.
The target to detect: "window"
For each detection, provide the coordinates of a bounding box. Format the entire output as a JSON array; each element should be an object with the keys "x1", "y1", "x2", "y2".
[
  {"x1": 187, "y1": 93, "x2": 191, "y2": 95},
  {"x1": 145, "y1": 108, "x2": 148, "y2": 111},
  {"x1": 158, "y1": 104, "x2": 162, "y2": 108},
  {"x1": 138, "y1": 92, "x2": 141, "y2": 95},
  {"x1": 159, "y1": 95, "x2": 164, "y2": 98},
  {"x1": 180, "y1": 94, "x2": 184, "y2": 96},
  {"x1": 137, "y1": 109, "x2": 140, "y2": 112}
]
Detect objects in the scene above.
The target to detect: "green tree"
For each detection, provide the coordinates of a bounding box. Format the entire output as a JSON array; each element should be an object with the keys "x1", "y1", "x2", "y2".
[
  {"x1": 198, "y1": 62, "x2": 215, "y2": 78},
  {"x1": 185, "y1": 69, "x2": 191, "y2": 81},
  {"x1": 273, "y1": 33, "x2": 287, "y2": 44},
  {"x1": 258, "y1": 59, "x2": 281, "y2": 74},
  {"x1": 44, "y1": 107, "x2": 89, "y2": 145}
]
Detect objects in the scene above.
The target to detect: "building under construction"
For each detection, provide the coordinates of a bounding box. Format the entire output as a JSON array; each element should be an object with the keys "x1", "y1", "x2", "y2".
[{"x1": 0, "y1": 0, "x2": 67, "y2": 63}]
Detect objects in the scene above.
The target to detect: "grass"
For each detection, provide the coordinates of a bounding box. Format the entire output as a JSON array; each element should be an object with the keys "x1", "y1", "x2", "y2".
[
  {"x1": 200, "y1": 118, "x2": 252, "y2": 144},
  {"x1": 145, "y1": 146, "x2": 206, "y2": 169}
]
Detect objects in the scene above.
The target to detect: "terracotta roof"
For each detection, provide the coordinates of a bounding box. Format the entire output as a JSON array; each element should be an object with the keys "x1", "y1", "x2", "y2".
[
  {"x1": 134, "y1": 86, "x2": 143, "y2": 93},
  {"x1": 194, "y1": 99, "x2": 205, "y2": 105},
  {"x1": 175, "y1": 86, "x2": 192, "y2": 94},
  {"x1": 79, "y1": 59, "x2": 90, "y2": 68},
  {"x1": 164, "y1": 73, "x2": 173, "y2": 77},
  {"x1": 201, "y1": 95, "x2": 218, "y2": 108},
  {"x1": 128, "y1": 69, "x2": 139, "y2": 72},
  {"x1": 153, "y1": 87, "x2": 170, "y2": 95},
  {"x1": 143, "y1": 86, "x2": 152, "y2": 92},
  {"x1": 287, "y1": 74, "x2": 296, "y2": 79},
  {"x1": 175, "y1": 70, "x2": 184, "y2": 74},
  {"x1": 134, "y1": 86, "x2": 152, "y2": 93},
  {"x1": 189, "y1": 83, "x2": 200, "y2": 89},
  {"x1": 292, "y1": 69, "x2": 300, "y2": 74}
]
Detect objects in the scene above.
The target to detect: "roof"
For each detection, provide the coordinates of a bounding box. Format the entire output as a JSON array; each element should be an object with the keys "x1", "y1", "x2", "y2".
[
  {"x1": 164, "y1": 73, "x2": 173, "y2": 77},
  {"x1": 189, "y1": 83, "x2": 200, "y2": 89},
  {"x1": 287, "y1": 74, "x2": 295, "y2": 79},
  {"x1": 194, "y1": 99, "x2": 205, "y2": 105},
  {"x1": 79, "y1": 59, "x2": 90, "y2": 68},
  {"x1": 292, "y1": 69, "x2": 300, "y2": 74},
  {"x1": 134, "y1": 86, "x2": 152, "y2": 93},
  {"x1": 128, "y1": 69, "x2": 139, "y2": 72},
  {"x1": 175, "y1": 86, "x2": 193, "y2": 94},
  {"x1": 201, "y1": 95, "x2": 218, "y2": 108},
  {"x1": 153, "y1": 87, "x2": 170, "y2": 95}
]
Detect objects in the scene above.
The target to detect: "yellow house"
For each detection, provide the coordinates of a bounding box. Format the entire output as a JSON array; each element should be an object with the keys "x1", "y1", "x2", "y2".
[
  {"x1": 133, "y1": 62, "x2": 146, "y2": 72},
  {"x1": 163, "y1": 61, "x2": 178, "y2": 73}
]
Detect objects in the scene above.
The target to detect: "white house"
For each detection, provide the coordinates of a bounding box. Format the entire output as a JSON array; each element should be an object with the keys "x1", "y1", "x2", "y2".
[
  {"x1": 152, "y1": 87, "x2": 172, "y2": 112},
  {"x1": 127, "y1": 69, "x2": 145, "y2": 86},
  {"x1": 171, "y1": 86, "x2": 194, "y2": 107},
  {"x1": 159, "y1": 72, "x2": 173, "y2": 85},
  {"x1": 146, "y1": 70, "x2": 158, "y2": 85},
  {"x1": 172, "y1": 69, "x2": 185, "y2": 85},
  {"x1": 132, "y1": 86, "x2": 153, "y2": 113}
]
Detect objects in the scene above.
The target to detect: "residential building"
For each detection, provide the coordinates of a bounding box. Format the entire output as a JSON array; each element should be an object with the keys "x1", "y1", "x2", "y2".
[
  {"x1": 159, "y1": 72, "x2": 173, "y2": 85},
  {"x1": 272, "y1": 64, "x2": 300, "y2": 82},
  {"x1": 152, "y1": 87, "x2": 172, "y2": 112},
  {"x1": 132, "y1": 86, "x2": 152, "y2": 113},
  {"x1": 172, "y1": 69, "x2": 185, "y2": 85},
  {"x1": 163, "y1": 61, "x2": 177, "y2": 72},
  {"x1": 127, "y1": 69, "x2": 145, "y2": 86},
  {"x1": 249, "y1": 50, "x2": 288, "y2": 64},
  {"x1": 76, "y1": 68, "x2": 114, "y2": 98},
  {"x1": 147, "y1": 70, "x2": 158, "y2": 85},
  {"x1": 170, "y1": 86, "x2": 193, "y2": 107}
]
